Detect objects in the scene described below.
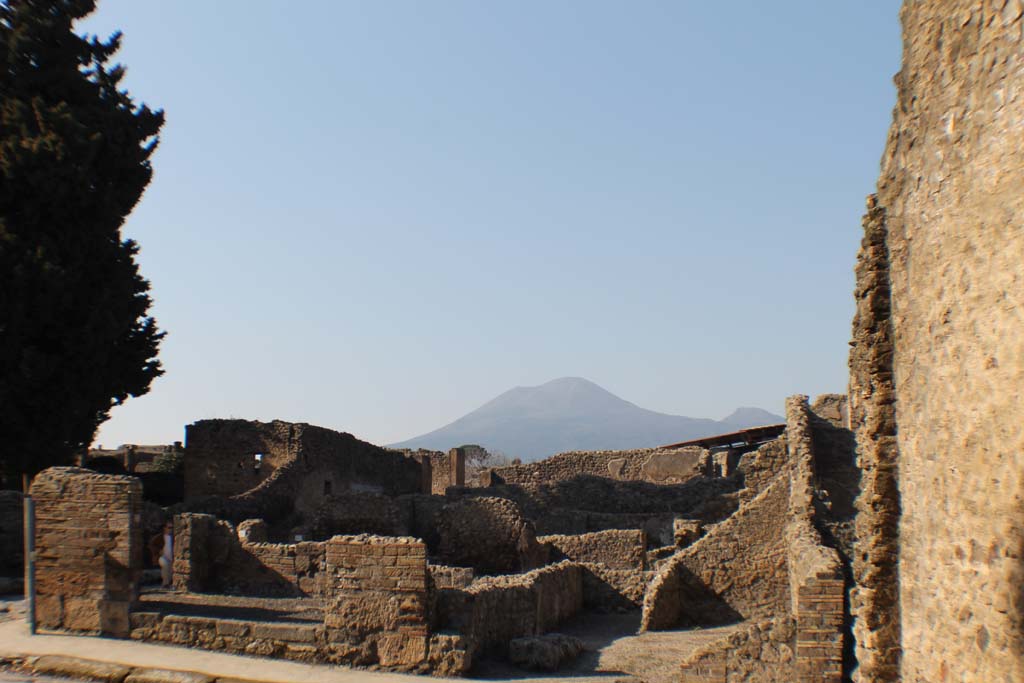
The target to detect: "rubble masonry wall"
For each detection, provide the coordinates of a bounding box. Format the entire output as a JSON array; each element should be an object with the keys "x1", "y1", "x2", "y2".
[{"x1": 850, "y1": 3, "x2": 1024, "y2": 681}]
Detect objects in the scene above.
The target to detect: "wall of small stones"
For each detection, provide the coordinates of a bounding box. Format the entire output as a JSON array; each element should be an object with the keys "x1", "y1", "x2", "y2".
[
  {"x1": 678, "y1": 617, "x2": 797, "y2": 683},
  {"x1": 580, "y1": 563, "x2": 651, "y2": 612},
  {"x1": 312, "y1": 492, "x2": 405, "y2": 539},
  {"x1": 0, "y1": 490, "x2": 23, "y2": 577},
  {"x1": 539, "y1": 529, "x2": 647, "y2": 570},
  {"x1": 488, "y1": 446, "x2": 710, "y2": 486},
  {"x1": 31, "y1": 467, "x2": 142, "y2": 636},
  {"x1": 182, "y1": 419, "x2": 423, "y2": 519},
  {"x1": 443, "y1": 561, "x2": 584, "y2": 658},
  {"x1": 641, "y1": 474, "x2": 791, "y2": 631},
  {"x1": 434, "y1": 496, "x2": 548, "y2": 574},
  {"x1": 848, "y1": 4, "x2": 1024, "y2": 682},
  {"x1": 173, "y1": 513, "x2": 327, "y2": 597}
]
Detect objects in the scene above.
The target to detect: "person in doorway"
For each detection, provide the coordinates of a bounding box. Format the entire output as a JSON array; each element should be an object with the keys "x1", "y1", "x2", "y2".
[{"x1": 148, "y1": 521, "x2": 173, "y2": 589}]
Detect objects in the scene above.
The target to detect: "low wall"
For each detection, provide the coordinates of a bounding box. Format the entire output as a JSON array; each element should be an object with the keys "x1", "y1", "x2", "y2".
[
  {"x1": 445, "y1": 561, "x2": 584, "y2": 658},
  {"x1": 173, "y1": 514, "x2": 327, "y2": 597},
  {"x1": 429, "y1": 564, "x2": 474, "y2": 590},
  {"x1": 678, "y1": 617, "x2": 797, "y2": 683},
  {"x1": 488, "y1": 446, "x2": 709, "y2": 486},
  {"x1": 539, "y1": 529, "x2": 646, "y2": 570},
  {"x1": 31, "y1": 467, "x2": 142, "y2": 636}
]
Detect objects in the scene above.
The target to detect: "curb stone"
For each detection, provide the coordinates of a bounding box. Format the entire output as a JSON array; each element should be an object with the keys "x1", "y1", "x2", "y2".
[
  {"x1": 29, "y1": 655, "x2": 132, "y2": 683},
  {"x1": 23, "y1": 656, "x2": 231, "y2": 683}
]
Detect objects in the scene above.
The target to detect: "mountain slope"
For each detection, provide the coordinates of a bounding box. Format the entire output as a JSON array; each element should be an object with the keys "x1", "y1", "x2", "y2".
[{"x1": 389, "y1": 377, "x2": 782, "y2": 461}]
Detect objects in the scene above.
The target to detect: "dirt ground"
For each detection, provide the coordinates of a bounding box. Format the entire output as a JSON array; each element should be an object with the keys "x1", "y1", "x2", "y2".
[{"x1": 473, "y1": 612, "x2": 740, "y2": 683}]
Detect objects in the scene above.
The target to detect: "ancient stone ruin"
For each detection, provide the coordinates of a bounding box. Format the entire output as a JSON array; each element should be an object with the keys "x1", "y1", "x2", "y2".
[
  {"x1": 22, "y1": 396, "x2": 851, "y2": 680},
  {"x1": 5, "y1": 2, "x2": 1023, "y2": 681}
]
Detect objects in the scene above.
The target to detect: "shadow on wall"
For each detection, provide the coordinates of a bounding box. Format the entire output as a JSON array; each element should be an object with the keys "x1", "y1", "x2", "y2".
[{"x1": 674, "y1": 564, "x2": 744, "y2": 628}]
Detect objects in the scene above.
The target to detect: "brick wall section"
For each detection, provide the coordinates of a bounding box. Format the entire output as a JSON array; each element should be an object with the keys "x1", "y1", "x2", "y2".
[
  {"x1": 641, "y1": 474, "x2": 791, "y2": 630},
  {"x1": 488, "y1": 446, "x2": 709, "y2": 486},
  {"x1": 173, "y1": 513, "x2": 326, "y2": 597},
  {"x1": 848, "y1": 198, "x2": 901, "y2": 683},
  {"x1": 430, "y1": 449, "x2": 466, "y2": 494},
  {"x1": 539, "y1": 529, "x2": 647, "y2": 570},
  {"x1": 786, "y1": 396, "x2": 844, "y2": 683},
  {"x1": 429, "y1": 564, "x2": 474, "y2": 590},
  {"x1": 850, "y1": 3, "x2": 1024, "y2": 680},
  {"x1": 0, "y1": 490, "x2": 23, "y2": 576},
  {"x1": 323, "y1": 535, "x2": 432, "y2": 670},
  {"x1": 31, "y1": 467, "x2": 142, "y2": 636}
]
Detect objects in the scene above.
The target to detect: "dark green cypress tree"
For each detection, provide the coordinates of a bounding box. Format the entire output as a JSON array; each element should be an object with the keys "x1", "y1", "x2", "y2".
[{"x1": 0, "y1": 0, "x2": 165, "y2": 481}]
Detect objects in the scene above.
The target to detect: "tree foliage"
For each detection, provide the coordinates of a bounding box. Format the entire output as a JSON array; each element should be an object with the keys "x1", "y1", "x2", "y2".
[{"x1": 0, "y1": 0, "x2": 165, "y2": 480}]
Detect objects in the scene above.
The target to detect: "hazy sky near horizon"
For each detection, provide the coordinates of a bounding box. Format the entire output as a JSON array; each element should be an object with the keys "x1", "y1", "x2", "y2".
[{"x1": 83, "y1": 1, "x2": 902, "y2": 449}]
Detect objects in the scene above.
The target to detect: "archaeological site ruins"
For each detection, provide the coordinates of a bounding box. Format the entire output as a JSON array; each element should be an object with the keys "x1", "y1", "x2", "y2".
[
  {"x1": 2, "y1": 2, "x2": 1022, "y2": 682},
  {"x1": 21, "y1": 395, "x2": 850, "y2": 680}
]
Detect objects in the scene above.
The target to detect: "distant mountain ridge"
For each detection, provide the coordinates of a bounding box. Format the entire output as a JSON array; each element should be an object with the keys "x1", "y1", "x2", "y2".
[{"x1": 389, "y1": 377, "x2": 783, "y2": 461}]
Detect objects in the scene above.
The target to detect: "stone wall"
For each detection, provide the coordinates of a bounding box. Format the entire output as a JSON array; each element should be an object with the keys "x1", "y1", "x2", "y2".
[
  {"x1": 785, "y1": 397, "x2": 845, "y2": 683},
  {"x1": 0, "y1": 490, "x2": 23, "y2": 577},
  {"x1": 31, "y1": 467, "x2": 142, "y2": 636},
  {"x1": 442, "y1": 562, "x2": 584, "y2": 658},
  {"x1": 488, "y1": 446, "x2": 710, "y2": 486},
  {"x1": 173, "y1": 514, "x2": 327, "y2": 597},
  {"x1": 539, "y1": 529, "x2": 647, "y2": 570},
  {"x1": 323, "y1": 535, "x2": 435, "y2": 672},
  {"x1": 736, "y1": 438, "x2": 790, "y2": 501},
  {"x1": 429, "y1": 564, "x2": 474, "y2": 590},
  {"x1": 848, "y1": 198, "x2": 901, "y2": 683},
  {"x1": 580, "y1": 563, "x2": 651, "y2": 612},
  {"x1": 641, "y1": 474, "x2": 791, "y2": 630},
  {"x1": 678, "y1": 617, "x2": 797, "y2": 683},
  {"x1": 435, "y1": 496, "x2": 548, "y2": 574},
  {"x1": 182, "y1": 419, "x2": 423, "y2": 522},
  {"x1": 311, "y1": 492, "x2": 405, "y2": 539},
  {"x1": 431, "y1": 449, "x2": 466, "y2": 495},
  {"x1": 848, "y1": 3, "x2": 1024, "y2": 682}
]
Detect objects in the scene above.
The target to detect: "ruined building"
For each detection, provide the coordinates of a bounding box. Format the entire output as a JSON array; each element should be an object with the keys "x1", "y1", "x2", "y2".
[
  {"x1": 10, "y1": 1, "x2": 1024, "y2": 681},
  {"x1": 26, "y1": 395, "x2": 851, "y2": 679}
]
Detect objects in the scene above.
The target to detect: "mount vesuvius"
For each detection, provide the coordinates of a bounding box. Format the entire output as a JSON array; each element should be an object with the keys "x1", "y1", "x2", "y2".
[{"x1": 389, "y1": 377, "x2": 782, "y2": 461}]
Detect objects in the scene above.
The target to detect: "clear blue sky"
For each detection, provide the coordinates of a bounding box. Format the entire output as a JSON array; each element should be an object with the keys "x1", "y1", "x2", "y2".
[{"x1": 83, "y1": 1, "x2": 902, "y2": 449}]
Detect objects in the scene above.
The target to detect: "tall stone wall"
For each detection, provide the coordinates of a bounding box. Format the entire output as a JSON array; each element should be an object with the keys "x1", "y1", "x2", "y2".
[
  {"x1": 182, "y1": 419, "x2": 423, "y2": 520},
  {"x1": 444, "y1": 562, "x2": 584, "y2": 658},
  {"x1": 31, "y1": 467, "x2": 142, "y2": 636},
  {"x1": 850, "y1": 3, "x2": 1024, "y2": 681}
]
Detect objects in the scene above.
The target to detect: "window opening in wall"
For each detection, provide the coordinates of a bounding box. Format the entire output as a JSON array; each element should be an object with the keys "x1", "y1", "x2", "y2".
[
  {"x1": 254, "y1": 453, "x2": 263, "y2": 472},
  {"x1": 323, "y1": 480, "x2": 332, "y2": 495}
]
